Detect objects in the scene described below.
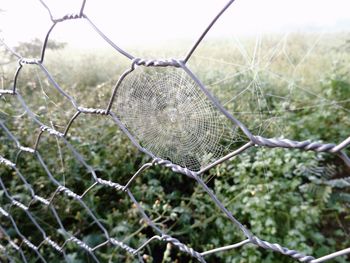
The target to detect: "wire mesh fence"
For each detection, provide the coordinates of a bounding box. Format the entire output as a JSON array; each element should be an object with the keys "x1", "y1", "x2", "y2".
[{"x1": 0, "y1": 0, "x2": 350, "y2": 262}]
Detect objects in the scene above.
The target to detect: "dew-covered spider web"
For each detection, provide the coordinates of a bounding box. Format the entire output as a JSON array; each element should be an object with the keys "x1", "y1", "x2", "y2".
[
  {"x1": 190, "y1": 32, "x2": 350, "y2": 142},
  {"x1": 114, "y1": 67, "x2": 242, "y2": 171}
]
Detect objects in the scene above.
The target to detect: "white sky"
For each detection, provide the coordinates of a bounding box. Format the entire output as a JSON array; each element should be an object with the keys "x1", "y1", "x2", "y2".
[{"x1": 1, "y1": 0, "x2": 349, "y2": 48}]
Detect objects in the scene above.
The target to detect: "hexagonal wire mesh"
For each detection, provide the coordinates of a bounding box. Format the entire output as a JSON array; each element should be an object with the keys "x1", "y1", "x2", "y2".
[{"x1": 0, "y1": 0, "x2": 350, "y2": 262}]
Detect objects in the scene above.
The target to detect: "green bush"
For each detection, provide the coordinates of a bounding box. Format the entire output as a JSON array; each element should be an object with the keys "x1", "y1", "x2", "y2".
[{"x1": 0, "y1": 35, "x2": 349, "y2": 262}]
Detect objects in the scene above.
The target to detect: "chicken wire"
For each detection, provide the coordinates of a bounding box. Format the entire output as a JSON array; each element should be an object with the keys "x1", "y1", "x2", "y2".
[{"x1": 0, "y1": 0, "x2": 349, "y2": 262}]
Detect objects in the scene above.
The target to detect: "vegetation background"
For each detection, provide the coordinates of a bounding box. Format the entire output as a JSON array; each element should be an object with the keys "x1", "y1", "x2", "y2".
[{"x1": 0, "y1": 22, "x2": 349, "y2": 263}]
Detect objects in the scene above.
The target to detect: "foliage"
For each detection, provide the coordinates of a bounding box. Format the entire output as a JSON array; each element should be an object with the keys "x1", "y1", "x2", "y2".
[
  {"x1": 14, "y1": 38, "x2": 67, "y2": 58},
  {"x1": 0, "y1": 34, "x2": 349, "y2": 263}
]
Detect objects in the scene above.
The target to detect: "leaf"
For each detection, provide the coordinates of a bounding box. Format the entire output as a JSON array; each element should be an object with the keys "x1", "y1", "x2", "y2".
[
  {"x1": 331, "y1": 192, "x2": 350, "y2": 203},
  {"x1": 326, "y1": 177, "x2": 350, "y2": 189}
]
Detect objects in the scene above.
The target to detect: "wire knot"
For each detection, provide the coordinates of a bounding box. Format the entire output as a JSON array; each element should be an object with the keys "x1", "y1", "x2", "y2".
[
  {"x1": 53, "y1": 13, "x2": 83, "y2": 23},
  {"x1": 0, "y1": 89, "x2": 16, "y2": 95},
  {"x1": 40, "y1": 125, "x2": 64, "y2": 138},
  {"x1": 19, "y1": 58, "x2": 39, "y2": 65},
  {"x1": 250, "y1": 236, "x2": 315, "y2": 262},
  {"x1": 132, "y1": 58, "x2": 182, "y2": 68},
  {"x1": 0, "y1": 156, "x2": 16, "y2": 168},
  {"x1": 153, "y1": 158, "x2": 198, "y2": 179},
  {"x1": 78, "y1": 106, "x2": 108, "y2": 115}
]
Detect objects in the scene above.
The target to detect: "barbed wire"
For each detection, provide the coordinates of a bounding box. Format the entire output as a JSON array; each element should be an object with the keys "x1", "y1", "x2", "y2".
[{"x1": 0, "y1": 0, "x2": 349, "y2": 262}]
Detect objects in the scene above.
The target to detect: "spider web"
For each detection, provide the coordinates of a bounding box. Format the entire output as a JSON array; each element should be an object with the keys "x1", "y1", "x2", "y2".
[
  {"x1": 190, "y1": 31, "x2": 350, "y2": 142},
  {"x1": 114, "y1": 67, "x2": 243, "y2": 171}
]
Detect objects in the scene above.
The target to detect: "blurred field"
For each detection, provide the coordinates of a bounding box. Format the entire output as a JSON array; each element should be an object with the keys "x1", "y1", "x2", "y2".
[{"x1": 0, "y1": 32, "x2": 349, "y2": 262}]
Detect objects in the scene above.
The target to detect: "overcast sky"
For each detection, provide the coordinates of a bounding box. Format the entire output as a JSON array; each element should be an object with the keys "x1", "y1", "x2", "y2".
[{"x1": 1, "y1": 0, "x2": 349, "y2": 48}]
